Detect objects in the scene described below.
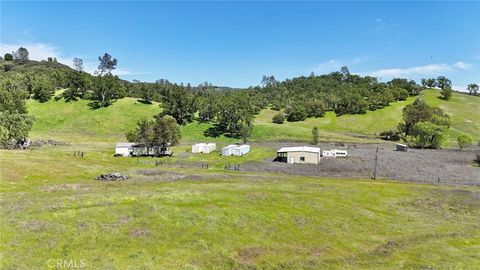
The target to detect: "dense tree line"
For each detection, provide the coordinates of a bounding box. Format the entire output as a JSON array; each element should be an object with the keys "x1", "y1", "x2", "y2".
[{"x1": 262, "y1": 71, "x2": 414, "y2": 122}]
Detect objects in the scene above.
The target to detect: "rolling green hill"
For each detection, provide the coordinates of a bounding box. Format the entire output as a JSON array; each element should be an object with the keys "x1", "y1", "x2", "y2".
[{"x1": 27, "y1": 89, "x2": 480, "y2": 146}]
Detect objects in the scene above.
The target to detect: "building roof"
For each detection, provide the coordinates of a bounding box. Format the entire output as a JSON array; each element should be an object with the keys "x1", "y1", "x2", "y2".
[
  {"x1": 115, "y1": 142, "x2": 135, "y2": 148},
  {"x1": 277, "y1": 146, "x2": 321, "y2": 153}
]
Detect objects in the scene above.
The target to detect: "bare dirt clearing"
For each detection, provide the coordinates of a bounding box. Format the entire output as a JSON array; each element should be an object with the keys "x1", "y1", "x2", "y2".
[{"x1": 240, "y1": 143, "x2": 480, "y2": 186}]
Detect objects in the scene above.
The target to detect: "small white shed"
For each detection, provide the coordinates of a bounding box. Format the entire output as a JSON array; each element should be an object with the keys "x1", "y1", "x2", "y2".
[
  {"x1": 115, "y1": 142, "x2": 135, "y2": 157},
  {"x1": 192, "y1": 143, "x2": 217, "y2": 153},
  {"x1": 221, "y1": 144, "x2": 250, "y2": 156}
]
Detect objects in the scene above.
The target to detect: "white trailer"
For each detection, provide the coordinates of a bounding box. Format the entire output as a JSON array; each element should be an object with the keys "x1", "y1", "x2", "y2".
[
  {"x1": 322, "y1": 149, "x2": 348, "y2": 158},
  {"x1": 115, "y1": 142, "x2": 135, "y2": 157}
]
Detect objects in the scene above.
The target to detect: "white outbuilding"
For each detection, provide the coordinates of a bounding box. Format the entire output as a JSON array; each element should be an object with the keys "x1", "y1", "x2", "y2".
[
  {"x1": 192, "y1": 143, "x2": 217, "y2": 154},
  {"x1": 221, "y1": 144, "x2": 250, "y2": 156},
  {"x1": 115, "y1": 142, "x2": 135, "y2": 157},
  {"x1": 276, "y1": 146, "x2": 321, "y2": 164}
]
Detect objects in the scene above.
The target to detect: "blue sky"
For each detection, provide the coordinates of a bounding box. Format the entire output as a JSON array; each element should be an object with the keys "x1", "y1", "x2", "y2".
[{"x1": 1, "y1": 1, "x2": 479, "y2": 89}]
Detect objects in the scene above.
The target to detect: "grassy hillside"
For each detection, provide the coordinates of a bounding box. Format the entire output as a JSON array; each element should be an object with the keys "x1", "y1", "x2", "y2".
[
  {"x1": 1, "y1": 146, "x2": 479, "y2": 269},
  {"x1": 26, "y1": 90, "x2": 480, "y2": 145},
  {"x1": 28, "y1": 96, "x2": 161, "y2": 142},
  {"x1": 422, "y1": 89, "x2": 480, "y2": 141}
]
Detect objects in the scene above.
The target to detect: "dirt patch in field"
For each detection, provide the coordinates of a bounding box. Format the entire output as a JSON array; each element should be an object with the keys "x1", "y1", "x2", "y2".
[
  {"x1": 130, "y1": 227, "x2": 150, "y2": 238},
  {"x1": 136, "y1": 169, "x2": 206, "y2": 182},
  {"x1": 239, "y1": 142, "x2": 480, "y2": 186},
  {"x1": 236, "y1": 246, "x2": 263, "y2": 265},
  {"x1": 18, "y1": 220, "x2": 50, "y2": 232},
  {"x1": 42, "y1": 183, "x2": 89, "y2": 192}
]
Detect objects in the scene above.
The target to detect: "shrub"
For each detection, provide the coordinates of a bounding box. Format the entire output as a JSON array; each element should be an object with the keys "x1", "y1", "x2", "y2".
[
  {"x1": 4, "y1": 53, "x2": 13, "y2": 61},
  {"x1": 440, "y1": 88, "x2": 453, "y2": 100},
  {"x1": 457, "y1": 134, "x2": 473, "y2": 150},
  {"x1": 285, "y1": 105, "x2": 307, "y2": 122},
  {"x1": 379, "y1": 130, "x2": 400, "y2": 141},
  {"x1": 272, "y1": 112, "x2": 285, "y2": 124}
]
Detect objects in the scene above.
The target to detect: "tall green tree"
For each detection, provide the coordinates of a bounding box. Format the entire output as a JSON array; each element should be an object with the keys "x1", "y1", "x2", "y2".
[
  {"x1": 467, "y1": 83, "x2": 479, "y2": 96},
  {"x1": 126, "y1": 118, "x2": 155, "y2": 154},
  {"x1": 409, "y1": 121, "x2": 448, "y2": 149},
  {"x1": 153, "y1": 115, "x2": 181, "y2": 147},
  {"x1": 436, "y1": 76, "x2": 452, "y2": 90},
  {"x1": 14, "y1": 47, "x2": 29, "y2": 62},
  {"x1": 0, "y1": 79, "x2": 34, "y2": 146},
  {"x1": 159, "y1": 85, "x2": 195, "y2": 125},
  {"x1": 91, "y1": 73, "x2": 125, "y2": 108},
  {"x1": 32, "y1": 76, "x2": 55, "y2": 102},
  {"x1": 97, "y1": 53, "x2": 118, "y2": 75}
]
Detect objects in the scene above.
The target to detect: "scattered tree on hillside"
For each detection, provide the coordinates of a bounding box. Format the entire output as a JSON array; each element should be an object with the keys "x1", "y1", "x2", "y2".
[
  {"x1": 340, "y1": 66, "x2": 350, "y2": 79},
  {"x1": 457, "y1": 134, "x2": 473, "y2": 151},
  {"x1": 261, "y1": 75, "x2": 278, "y2": 87},
  {"x1": 436, "y1": 76, "x2": 452, "y2": 90},
  {"x1": 467, "y1": 83, "x2": 479, "y2": 96},
  {"x1": 0, "y1": 79, "x2": 34, "y2": 147},
  {"x1": 73, "y1": 58, "x2": 84, "y2": 72},
  {"x1": 387, "y1": 78, "x2": 421, "y2": 96},
  {"x1": 396, "y1": 98, "x2": 450, "y2": 149},
  {"x1": 159, "y1": 85, "x2": 195, "y2": 125},
  {"x1": 272, "y1": 112, "x2": 285, "y2": 124},
  {"x1": 153, "y1": 115, "x2": 181, "y2": 147},
  {"x1": 4, "y1": 53, "x2": 13, "y2": 61},
  {"x1": 440, "y1": 87, "x2": 453, "y2": 100},
  {"x1": 285, "y1": 104, "x2": 308, "y2": 122},
  {"x1": 140, "y1": 83, "x2": 154, "y2": 103},
  {"x1": 126, "y1": 118, "x2": 155, "y2": 154},
  {"x1": 32, "y1": 76, "x2": 55, "y2": 102},
  {"x1": 408, "y1": 121, "x2": 448, "y2": 149},
  {"x1": 14, "y1": 47, "x2": 29, "y2": 62},
  {"x1": 62, "y1": 71, "x2": 91, "y2": 101},
  {"x1": 421, "y1": 78, "x2": 436, "y2": 88},
  {"x1": 90, "y1": 73, "x2": 125, "y2": 108},
  {"x1": 97, "y1": 53, "x2": 117, "y2": 75},
  {"x1": 312, "y1": 127, "x2": 320, "y2": 145}
]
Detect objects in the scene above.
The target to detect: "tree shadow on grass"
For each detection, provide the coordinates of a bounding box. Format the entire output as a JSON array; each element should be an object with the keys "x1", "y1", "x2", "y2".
[
  {"x1": 137, "y1": 99, "x2": 153, "y2": 105},
  {"x1": 203, "y1": 125, "x2": 223, "y2": 138}
]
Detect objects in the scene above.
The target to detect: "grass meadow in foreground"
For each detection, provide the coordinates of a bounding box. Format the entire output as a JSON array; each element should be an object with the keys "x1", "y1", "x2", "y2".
[{"x1": 1, "y1": 144, "x2": 479, "y2": 269}]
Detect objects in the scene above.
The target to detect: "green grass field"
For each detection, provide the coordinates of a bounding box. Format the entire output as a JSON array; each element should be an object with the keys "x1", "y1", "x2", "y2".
[{"x1": 1, "y1": 145, "x2": 479, "y2": 269}]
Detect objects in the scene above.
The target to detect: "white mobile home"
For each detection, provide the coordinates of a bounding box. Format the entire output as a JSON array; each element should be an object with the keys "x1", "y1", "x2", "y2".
[
  {"x1": 115, "y1": 142, "x2": 135, "y2": 157},
  {"x1": 192, "y1": 143, "x2": 217, "y2": 154},
  {"x1": 276, "y1": 146, "x2": 321, "y2": 164},
  {"x1": 221, "y1": 144, "x2": 250, "y2": 156},
  {"x1": 115, "y1": 142, "x2": 172, "y2": 157}
]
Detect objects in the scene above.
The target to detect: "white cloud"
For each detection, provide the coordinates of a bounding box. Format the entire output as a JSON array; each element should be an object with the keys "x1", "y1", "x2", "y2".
[
  {"x1": 0, "y1": 43, "x2": 72, "y2": 64},
  {"x1": 312, "y1": 59, "x2": 341, "y2": 73},
  {"x1": 364, "y1": 62, "x2": 472, "y2": 78},
  {"x1": 453, "y1": 61, "x2": 471, "y2": 70}
]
